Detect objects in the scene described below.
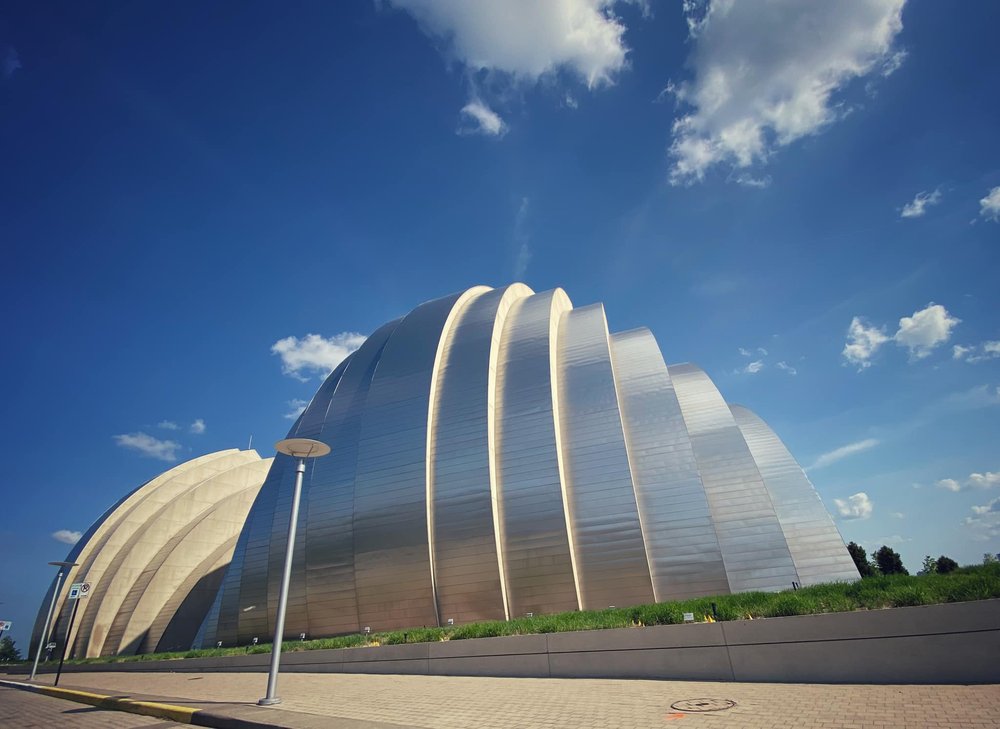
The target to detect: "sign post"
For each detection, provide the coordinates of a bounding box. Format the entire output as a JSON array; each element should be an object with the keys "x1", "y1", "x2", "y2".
[
  {"x1": 0, "y1": 620, "x2": 11, "y2": 642},
  {"x1": 55, "y1": 582, "x2": 91, "y2": 686}
]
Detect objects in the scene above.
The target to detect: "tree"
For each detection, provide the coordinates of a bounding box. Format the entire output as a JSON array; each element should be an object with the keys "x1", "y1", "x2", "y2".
[
  {"x1": 935, "y1": 555, "x2": 958, "y2": 574},
  {"x1": 847, "y1": 541, "x2": 875, "y2": 577},
  {"x1": 0, "y1": 636, "x2": 21, "y2": 662},
  {"x1": 984, "y1": 553, "x2": 999, "y2": 565},
  {"x1": 919, "y1": 555, "x2": 936, "y2": 576},
  {"x1": 874, "y1": 545, "x2": 908, "y2": 575}
]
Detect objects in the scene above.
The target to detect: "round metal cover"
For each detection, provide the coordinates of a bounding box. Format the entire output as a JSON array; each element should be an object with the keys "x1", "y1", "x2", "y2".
[{"x1": 670, "y1": 698, "x2": 736, "y2": 713}]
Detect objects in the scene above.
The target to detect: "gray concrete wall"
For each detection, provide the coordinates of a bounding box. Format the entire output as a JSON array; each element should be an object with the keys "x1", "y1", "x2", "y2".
[{"x1": 25, "y1": 600, "x2": 1000, "y2": 684}]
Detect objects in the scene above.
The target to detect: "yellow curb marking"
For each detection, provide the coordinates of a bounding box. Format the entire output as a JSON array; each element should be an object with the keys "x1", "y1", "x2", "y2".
[{"x1": 0, "y1": 679, "x2": 197, "y2": 724}]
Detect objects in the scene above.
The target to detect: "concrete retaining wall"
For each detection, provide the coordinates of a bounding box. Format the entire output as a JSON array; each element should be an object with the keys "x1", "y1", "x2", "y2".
[{"x1": 26, "y1": 600, "x2": 1000, "y2": 684}]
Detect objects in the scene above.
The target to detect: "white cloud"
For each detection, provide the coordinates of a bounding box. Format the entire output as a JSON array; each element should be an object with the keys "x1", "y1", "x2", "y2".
[
  {"x1": 459, "y1": 100, "x2": 508, "y2": 137},
  {"x1": 964, "y1": 496, "x2": 1000, "y2": 541},
  {"x1": 900, "y1": 189, "x2": 941, "y2": 218},
  {"x1": 937, "y1": 471, "x2": 1000, "y2": 492},
  {"x1": 979, "y1": 186, "x2": 1000, "y2": 222},
  {"x1": 843, "y1": 303, "x2": 960, "y2": 368},
  {"x1": 969, "y1": 472, "x2": 1000, "y2": 489},
  {"x1": 890, "y1": 511, "x2": 905, "y2": 519},
  {"x1": 157, "y1": 420, "x2": 179, "y2": 431},
  {"x1": 668, "y1": 0, "x2": 906, "y2": 183},
  {"x1": 271, "y1": 332, "x2": 366, "y2": 381},
  {"x1": 52, "y1": 529, "x2": 82, "y2": 545},
  {"x1": 743, "y1": 359, "x2": 764, "y2": 374},
  {"x1": 284, "y1": 399, "x2": 309, "y2": 420},
  {"x1": 971, "y1": 497, "x2": 1000, "y2": 516},
  {"x1": 113, "y1": 432, "x2": 181, "y2": 462},
  {"x1": 833, "y1": 491, "x2": 873, "y2": 520},
  {"x1": 893, "y1": 303, "x2": 960, "y2": 360},
  {"x1": 190, "y1": 418, "x2": 206, "y2": 435},
  {"x1": 738, "y1": 347, "x2": 752, "y2": 357},
  {"x1": 388, "y1": 0, "x2": 629, "y2": 87},
  {"x1": 776, "y1": 361, "x2": 798, "y2": 376},
  {"x1": 953, "y1": 341, "x2": 1000, "y2": 364},
  {"x1": 936, "y1": 478, "x2": 962, "y2": 492},
  {"x1": 810, "y1": 438, "x2": 879, "y2": 471},
  {"x1": 842, "y1": 317, "x2": 889, "y2": 370}
]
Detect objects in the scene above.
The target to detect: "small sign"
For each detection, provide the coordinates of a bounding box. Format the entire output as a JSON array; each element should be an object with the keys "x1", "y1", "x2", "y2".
[
  {"x1": 68, "y1": 581, "x2": 92, "y2": 600},
  {"x1": 683, "y1": 612, "x2": 695, "y2": 623},
  {"x1": 0, "y1": 621, "x2": 11, "y2": 631}
]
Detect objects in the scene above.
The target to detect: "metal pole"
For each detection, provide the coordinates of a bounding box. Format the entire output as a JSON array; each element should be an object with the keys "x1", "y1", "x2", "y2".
[
  {"x1": 30, "y1": 570, "x2": 65, "y2": 681},
  {"x1": 54, "y1": 595, "x2": 80, "y2": 687},
  {"x1": 258, "y1": 457, "x2": 305, "y2": 706}
]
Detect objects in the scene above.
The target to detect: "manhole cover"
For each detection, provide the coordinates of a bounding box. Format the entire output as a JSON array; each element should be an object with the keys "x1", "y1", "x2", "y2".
[{"x1": 670, "y1": 698, "x2": 736, "y2": 713}]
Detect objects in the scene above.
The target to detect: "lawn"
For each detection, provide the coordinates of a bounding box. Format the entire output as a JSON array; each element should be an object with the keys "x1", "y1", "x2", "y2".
[{"x1": 64, "y1": 561, "x2": 1000, "y2": 665}]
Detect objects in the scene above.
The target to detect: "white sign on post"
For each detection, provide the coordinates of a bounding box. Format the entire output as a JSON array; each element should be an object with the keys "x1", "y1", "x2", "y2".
[
  {"x1": 0, "y1": 621, "x2": 11, "y2": 631},
  {"x1": 68, "y1": 582, "x2": 92, "y2": 600}
]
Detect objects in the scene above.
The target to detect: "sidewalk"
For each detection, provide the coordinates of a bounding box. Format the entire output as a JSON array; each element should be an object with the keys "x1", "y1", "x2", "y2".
[{"x1": 4, "y1": 670, "x2": 1000, "y2": 728}]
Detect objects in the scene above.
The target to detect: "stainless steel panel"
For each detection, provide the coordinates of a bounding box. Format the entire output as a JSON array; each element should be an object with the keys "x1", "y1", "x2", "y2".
[
  {"x1": 494, "y1": 289, "x2": 580, "y2": 617},
  {"x1": 611, "y1": 329, "x2": 730, "y2": 600},
  {"x1": 430, "y1": 285, "x2": 533, "y2": 624},
  {"x1": 668, "y1": 364, "x2": 800, "y2": 593},
  {"x1": 302, "y1": 318, "x2": 401, "y2": 636},
  {"x1": 557, "y1": 306, "x2": 654, "y2": 610},
  {"x1": 730, "y1": 405, "x2": 860, "y2": 585},
  {"x1": 353, "y1": 288, "x2": 489, "y2": 631}
]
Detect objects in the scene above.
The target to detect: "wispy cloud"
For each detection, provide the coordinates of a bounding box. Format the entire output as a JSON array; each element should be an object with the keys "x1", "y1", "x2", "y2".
[
  {"x1": 52, "y1": 529, "x2": 82, "y2": 545},
  {"x1": 809, "y1": 438, "x2": 879, "y2": 471},
  {"x1": 513, "y1": 196, "x2": 531, "y2": 279},
  {"x1": 667, "y1": 0, "x2": 905, "y2": 183},
  {"x1": 833, "y1": 491, "x2": 873, "y2": 520},
  {"x1": 113, "y1": 432, "x2": 181, "y2": 461},
  {"x1": 953, "y1": 341, "x2": 1000, "y2": 364},
  {"x1": 284, "y1": 399, "x2": 309, "y2": 420},
  {"x1": 963, "y1": 496, "x2": 1000, "y2": 541},
  {"x1": 900, "y1": 189, "x2": 941, "y2": 218},
  {"x1": 842, "y1": 303, "x2": 960, "y2": 369},
  {"x1": 776, "y1": 361, "x2": 798, "y2": 376},
  {"x1": 459, "y1": 100, "x2": 507, "y2": 137},
  {"x1": 190, "y1": 418, "x2": 206, "y2": 434},
  {"x1": 3, "y1": 46, "x2": 21, "y2": 79},
  {"x1": 271, "y1": 332, "x2": 365, "y2": 381},
  {"x1": 157, "y1": 420, "x2": 180, "y2": 431},
  {"x1": 979, "y1": 186, "x2": 1000, "y2": 222},
  {"x1": 743, "y1": 359, "x2": 764, "y2": 374}
]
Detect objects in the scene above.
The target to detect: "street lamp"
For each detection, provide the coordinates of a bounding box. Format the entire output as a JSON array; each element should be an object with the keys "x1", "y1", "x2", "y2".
[
  {"x1": 258, "y1": 437, "x2": 329, "y2": 707},
  {"x1": 30, "y1": 561, "x2": 78, "y2": 681}
]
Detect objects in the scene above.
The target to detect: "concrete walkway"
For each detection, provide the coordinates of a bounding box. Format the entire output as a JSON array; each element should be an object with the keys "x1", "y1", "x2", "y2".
[{"x1": 4, "y1": 671, "x2": 1000, "y2": 728}]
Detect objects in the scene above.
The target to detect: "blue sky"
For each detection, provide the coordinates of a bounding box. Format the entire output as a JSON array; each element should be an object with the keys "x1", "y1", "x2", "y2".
[{"x1": 1, "y1": 1, "x2": 998, "y2": 651}]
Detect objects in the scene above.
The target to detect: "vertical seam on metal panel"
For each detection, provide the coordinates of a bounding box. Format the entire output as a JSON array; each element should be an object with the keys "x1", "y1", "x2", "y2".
[
  {"x1": 549, "y1": 290, "x2": 582, "y2": 611},
  {"x1": 605, "y1": 321, "x2": 657, "y2": 603}
]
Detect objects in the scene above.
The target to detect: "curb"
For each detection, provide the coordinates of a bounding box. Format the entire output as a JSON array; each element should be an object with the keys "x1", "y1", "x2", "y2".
[{"x1": 0, "y1": 678, "x2": 198, "y2": 724}]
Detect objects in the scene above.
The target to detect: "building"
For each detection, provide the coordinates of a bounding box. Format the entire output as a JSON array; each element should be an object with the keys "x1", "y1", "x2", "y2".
[
  {"x1": 35, "y1": 284, "x2": 858, "y2": 657},
  {"x1": 199, "y1": 284, "x2": 857, "y2": 647}
]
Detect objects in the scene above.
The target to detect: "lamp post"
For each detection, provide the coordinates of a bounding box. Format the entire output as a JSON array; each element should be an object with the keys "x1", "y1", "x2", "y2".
[
  {"x1": 258, "y1": 437, "x2": 329, "y2": 706},
  {"x1": 30, "y1": 561, "x2": 78, "y2": 681}
]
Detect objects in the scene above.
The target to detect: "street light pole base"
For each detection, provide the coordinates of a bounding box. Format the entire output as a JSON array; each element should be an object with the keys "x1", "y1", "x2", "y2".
[{"x1": 257, "y1": 697, "x2": 282, "y2": 706}]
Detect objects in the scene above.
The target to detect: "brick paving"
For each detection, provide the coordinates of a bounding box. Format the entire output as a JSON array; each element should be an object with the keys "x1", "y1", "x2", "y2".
[
  {"x1": 8, "y1": 671, "x2": 1000, "y2": 728},
  {"x1": 0, "y1": 685, "x2": 185, "y2": 728}
]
